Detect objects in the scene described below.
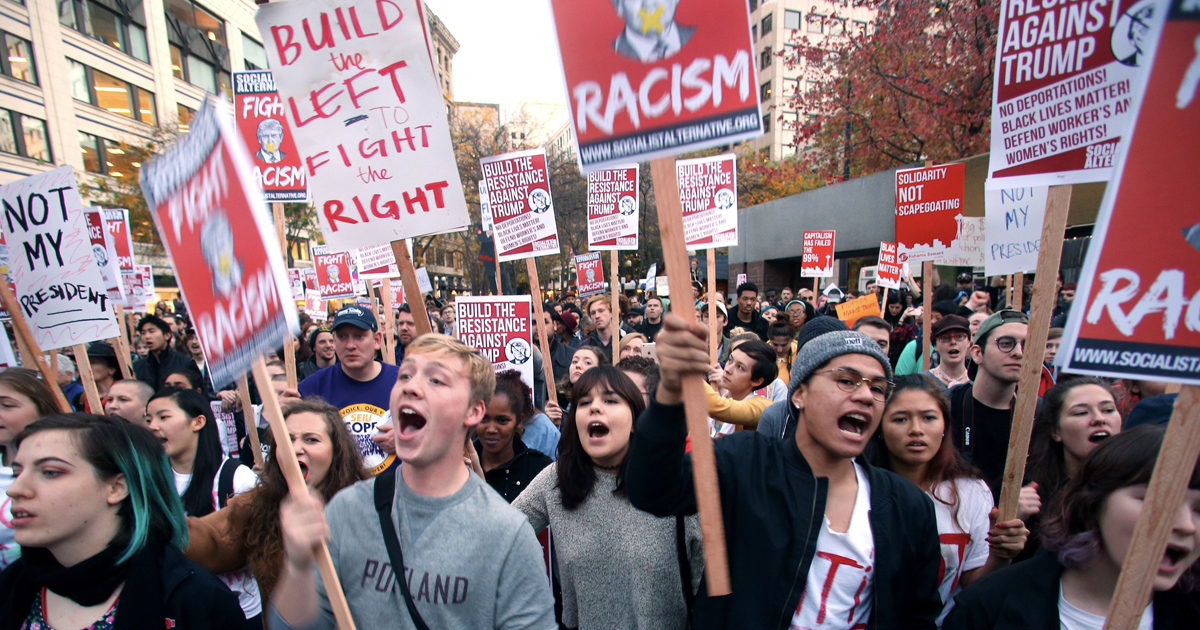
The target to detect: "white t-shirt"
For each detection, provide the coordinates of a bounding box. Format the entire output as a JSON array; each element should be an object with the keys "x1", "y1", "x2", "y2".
[
  {"x1": 1058, "y1": 583, "x2": 1152, "y2": 630},
  {"x1": 0, "y1": 465, "x2": 18, "y2": 570},
  {"x1": 792, "y1": 462, "x2": 874, "y2": 630},
  {"x1": 928, "y1": 477, "x2": 993, "y2": 625}
]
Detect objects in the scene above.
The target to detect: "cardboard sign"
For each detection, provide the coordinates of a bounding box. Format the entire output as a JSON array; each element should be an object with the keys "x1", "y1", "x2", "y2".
[
  {"x1": 305, "y1": 289, "x2": 327, "y2": 320},
  {"x1": 676, "y1": 154, "x2": 738, "y2": 248},
  {"x1": 835, "y1": 293, "x2": 882, "y2": 326},
  {"x1": 139, "y1": 96, "x2": 298, "y2": 388},
  {"x1": 1059, "y1": 0, "x2": 1200, "y2": 385},
  {"x1": 312, "y1": 245, "x2": 356, "y2": 300},
  {"x1": 942, "y1": 216, "x2": 987, "y2": 267},
  {"x1": 987, "y1": 0, "x2": 1164, "y2": 187},
  {"x1": 801, "y1": 231, "x2": 836, "y2": 278},
  {"x1": 455, "y1": 295, "x2": 534, "y2": 393},
  {"x1": 587, "y1": 165, "x2": 640, "y2": 250},
  {"x1": 985, "y1": 186, "x2": 1050, "y2": 276},
  {"x1": 0, "y1": 166, "x2": 119, "y2": 350},
  {"x1": 255, "y1": 0, "x2": 470, "y2": 252},
  {"x1": 232, "y1": 70, "x2": 307, "y2": 202},
  {"x1": 575, "y1": 252, "x2": 606, "y2": 297},
  {"x1": 480, "y1": 148, "x2": 560, "y2": 261},
  {"x1": 877, "y1": 242, "x2": 903, "y2": 290},
  {"x1": 547, "y1": 0, "x2": 762, "y2": 170},
  {"x1": 211, "y1": 400, "x2": 241, "y2": 459},
  {"x1": 355, "y1": 243, "x2": 399, "y2": 279},
  {"x1": 895, "y1": 163, "x2": 966, "y2": 264},
  {"x1": 288, "y1": 268, "x2": 305, "y2": 300},
  {"x1": 83, "y1": 209, "x2": 123, "y2": 303}
]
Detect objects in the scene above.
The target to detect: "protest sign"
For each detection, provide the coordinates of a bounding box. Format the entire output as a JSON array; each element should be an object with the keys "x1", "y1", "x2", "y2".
[
  {"x1": 656, "y1": 276, "x2": 670, "y2": 296},
  {"x1": 877, "y1": 242, "x2": 903, "y2": 290},
  {"x1": 987, "y1": 0, "x2": 1166, "y2": 188},
  {"x1": 415, "y1": 266, "x2": 432, "y2": 294},
  {"x1": 895, "y1": 163, "x2": 966, "y2": 264},
  {"x1": 211, "y1": 400, "x2": 241, "y2": 459},
  {"x1": 985, "y1": 186, "x2": 1049, "y2": 276},
  {"x1": 0, "y1": 325, "x2": 15, "y2": 368},
  {"x1": 575, "y1": 252, "x2": 606, "y2": 297},
  {"x1": 455, "y1": 295, "x2": 534, "y2": 393},
  {"x1": 136, "y1": 265, "x2": 154, "y2": 300},
  {"x1": 139, "y1": 96, "x2": 298, "y2": 388},
  {"x1": 942, "y1": 216, "x2": 987, "y2": 267},
  {"x1": 0, "y1": 166, "x2": 118, "y2": 350},
  {"x1": 288, "y1": 268, "x2": 305, "y2": 300},
  {"x1": 736, "y1": 273, "x2": 747, "y2": 287},
  {"x1": 255, "y1": 0, "x2": 469, "y2": 252},
  {"x1": 355, "y1": 242, "x2": 399, "y2": 279},
  {"x1": 547, "y1": 0, "x2": 761, "y2": 171},
  {"x1": 676, "y1": 154, "x2": 738, "y2": 248},
  {"x1": 101, "y1": 208, "x2": 135, "y2": 270},
  {"x1": 801, "y1": 231, "x2": 836, "y2": 278},
  {"x1": 0, "y1": 230, "x2": 13, "y2": 320},
  {"x1": 587, "y1": 165, "x2": 640, "y2": 250},
  {"x1": 480, "y1": 149, "x2": 560, "y2": 261},
  {"x1": 84, "y1": 209, "x2": 123, "y2": 303},
  {"x1": 835, "y1": 293, "x2": 883, "y2": 326},
  {"x1": 232, "y1": 70, "x2": 307, "y2": 202},
  {"x1": 479, "y1": 180, "x2": 494, "y2": 232},
  {"x1": 1059, "y1": 0, "x2": 1200, "y2": 385},
  {"x1": 305, "y1": 289, "x2": 327, "y2": 320},
  {"x1": 372, "y1": 278, "x2": 404, "y2": 311},
  {"x1": 644, "y1": 263, "x2": 657, "y2": 292},
  {"x1": 311, "y1": 245, "x2": 356, "y2": 300}
]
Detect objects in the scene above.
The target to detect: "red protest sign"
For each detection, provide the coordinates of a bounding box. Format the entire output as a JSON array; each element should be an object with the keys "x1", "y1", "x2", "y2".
[
  {"x1": 312, "y1": 245, "x2": 356, "y2": 300},
  {"x1": 801, "y1": 231, "x2": 835, "y2": 278},
  {"x1": 1060, "y1": 2, "x2": 1200, "y2": 386},
  {"x1": 84, "y1": 209, "x2": 123, "y2": 303},
  {"x1": 676, "y1": 154, "x2": 738, "y2": 248},
  {"x1": 987, "y1": 0, "x2": 1156, "y2": 187},
  {"x1": 587, "y1": 165, "x2": 640, "y2": 250},
  {"x1": 371, "y1": 278, "x2": 404, "y2": 311},
  {"x1": 305, "y1": 289, "x2": 327, "y2": 321},
  {"x1": 288, "y1": 268, "x2": 304, "y2": 301},
  {"x1": 139, "y1": 96, "x2": 297, "y2": 388},
  {"x1": 480, "y1": 149, "x2": 560, "y2": 262},
  {"x1": 547, "y1": 0, "x2": 762, "y2": 170},
  {"x1": 575, "y1": 252, "x2": 606, "y2": 297},
  {"x1": 232, "y1": 70, "x2": 307, "y2": 203},
  {"x1": 455, "y1": 296, "x2": 535, "y2": 393},
  {"x1": 101, "y1": 208, "x2": 135, "y2": 271},
  {"x1": 895, "y1": 163, "x2": 965, "y2": 264},
  {"x1": 877, "y1": 242, "x2": 903, "y2": 290}
]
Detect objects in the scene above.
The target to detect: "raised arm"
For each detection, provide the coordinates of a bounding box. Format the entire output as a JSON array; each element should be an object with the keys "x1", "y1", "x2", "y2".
[{"x1": 703, "y1": 382, "x2": 770, "y2": 427}]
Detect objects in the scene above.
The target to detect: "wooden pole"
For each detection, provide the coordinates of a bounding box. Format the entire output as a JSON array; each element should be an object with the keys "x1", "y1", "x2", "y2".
[
  {"x1": 236, "y1": 375, "x2": 265, "y2": 468},
  {"x1": 707, "y1": 251, "x2": 718, "y2": 363},
  {"x1": 1104, "y1": 386, "x2": 1200, "y2": 630},
  {"x1": 1013, "y1": 272, "x2": 1025, "y2": 313},
  {"x1": 271, "y1": 203, "x2": 298, "y2": 389},
  {"x1": 998, "y1": 184, "x2": 1072, "y2": 520},
  {"x1": 493, "y1": 232, "x2": 504, "y2": 295},
  {"x1": 13, "y1": 328, "x2": 31, "y2": 370},
  {"x1": 922, "y1": 261, "x2": 933, "y2": 372},
  {"x1": 380, "y1": 278, "x2": 396, "y2": 365},
  {"x1": 251, "y1": 359, "x2": 356, "y2": 630},
  {"x1": 71, "y1": 344, "x2": 103, "y2": 413},
  {"x1": 610, "y1": 251, "x2": 620, "y2": 360},
  {"x1": 650, "y1": 156, "x2": 731, "y2": 596},
  {"x1": 112, "y1": 304, "x2": 134, "y2": 378},
  {"x1": 0, "y1": 281, "x2": 71, "y2": 412},
  {"x1": 813, "y1": 276, "x2": 819, "y2": 296},
  {"x1": 391, "y1": 240, "x2": 432, "y2": 336},
  {"x1": 1005, "y1": 274, "x2": 1014, "y2": 308},
  {"x1": 526, "y1": 259, "x2": 558, "y2": 403}
]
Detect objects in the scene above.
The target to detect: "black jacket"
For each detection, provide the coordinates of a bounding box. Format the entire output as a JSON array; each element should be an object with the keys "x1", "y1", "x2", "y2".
[
  {"x1": 132, "y1": 345, "x2": 194, "y2": 391},
  {"x1": 473, "y1": 435, "x2": 553, "y2": 503},
  {"x1": 723, "y1": 309, "x2": 769, "y2": 341},
  {"x1": 298, "y1": 354, "x2": 335, "y2": 382},
  {"x1": 627, "y1": 398, "x2": 943, "y2": 630},
  {"x1": 943, "y1": 550, "x2": 1200, "y2": 629}
]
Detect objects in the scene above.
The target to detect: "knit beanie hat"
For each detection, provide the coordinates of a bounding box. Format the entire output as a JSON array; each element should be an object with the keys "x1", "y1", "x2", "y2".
[
  {"x1": 788, "y1": 330, "x2": 894, "y2": 395},
  {"x1": 796, "y1": 315, "x2": 849, "y2": 350}
]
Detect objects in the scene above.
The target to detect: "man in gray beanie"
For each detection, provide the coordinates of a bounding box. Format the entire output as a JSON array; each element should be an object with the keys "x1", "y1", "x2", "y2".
[
  {"x1": 756, "y1": 315, "x2": 850, "y2": 438},
  {"x1": 626, "y1": 314, "x2": 941, "y2": 630}
]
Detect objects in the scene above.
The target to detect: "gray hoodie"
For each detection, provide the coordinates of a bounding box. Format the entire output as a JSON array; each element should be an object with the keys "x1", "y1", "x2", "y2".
[{"x1": 268, "y1": 471, "x2": 556, "y2": 630}]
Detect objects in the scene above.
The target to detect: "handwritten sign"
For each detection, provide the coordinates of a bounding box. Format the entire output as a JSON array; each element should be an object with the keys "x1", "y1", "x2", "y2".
[
  {"x1": 835, "y1": 293, "x2": 882, "y2": 326},
  {"x1": 455, "y1": 295, "x2": 534, "y2": 392},
  {"x1": 575, "y1": 252, "x2": 606, "y2": 297},
  {"x1": 255, "y1": 0, "x2": 470, "y2": 251},
  {"x1": 877, "y1": 242, "x2": 903, "y2": 290},
  {"x1": 677, "y1": 154, "x2": 737, "y2": 248},
  {"x1": 943, "y1": 216, "x2": 987, "y2": 267},
  {"x1": 312, "y1": 245, "x2": 356, "y2": 300},
  {"x1": 83, "y1": 209, "x2": 123, "y2": 303},
  {"x1": 895, "y1": 163, "x2": 966, "y2": 264},
  {"x1": 480, "y1": 148, "x2": 560, "y2": 262},
  {"x1": 801, "y1": 231, "x2": 836, "y2": 278},
  {"x1": 587, "y1": 165, "x2": 639, "y2": 250},
  {"x1": 139, "y1": 96, "x2": 298, "y2": 388},
  {"x1": 0, "y1": 166, "x2": 118, "y2": 350},
  {"x1": 232, "y1": 70, "x2": 307, "y2": 202},
  {"x1": 984, "y1": 186, "x2": 1048, "y2": 276}
]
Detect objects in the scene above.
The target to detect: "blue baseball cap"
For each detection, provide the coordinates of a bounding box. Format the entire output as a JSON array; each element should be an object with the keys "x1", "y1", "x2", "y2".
[{"x1": 331, "y1": 305, "x2": 377, "y2": 332}]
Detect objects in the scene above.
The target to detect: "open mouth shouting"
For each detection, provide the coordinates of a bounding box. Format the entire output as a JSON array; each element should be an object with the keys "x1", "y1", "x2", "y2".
[
  {"x1": 1161, "y1": 543, "x2": 1193, "y2": 573},
  {"x1": 586, "y1": 421, "x2": 611, "y2": 441},
  {"x1": 397, "y1": 406, "x2": 428, "y2": 439},
  {"x1": 298, "y1": 461, "x2": 309, "y2": 480},
  {"x1": 1087, "y1": 430, "x2": 1112, "y2": 444},
  {"x1": 837, "y1": 413, "x2": 869, "y2": 440}
]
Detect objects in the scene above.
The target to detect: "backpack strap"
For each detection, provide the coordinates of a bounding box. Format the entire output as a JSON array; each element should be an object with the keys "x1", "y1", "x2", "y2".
[
  {"x1": 216, "y1": 458, "x2": 238, "y2": 509},
  {"x1": 374, "y1": 470, "x2": 430, "y2": 630}
]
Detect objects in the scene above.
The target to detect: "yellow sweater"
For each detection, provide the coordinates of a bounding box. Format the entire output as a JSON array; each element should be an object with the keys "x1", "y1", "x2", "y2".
[{"x1": 703, "y1": 382, "x2": 771, "y2": 429}]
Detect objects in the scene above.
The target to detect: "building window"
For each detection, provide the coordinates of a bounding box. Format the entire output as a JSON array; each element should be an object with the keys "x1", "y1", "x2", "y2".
[
  {"x1": 751, "y1": 24, "x2": 756, "y2": 41},
  {"x1": 830, "y1": 19, "x2": 846, "y2": 36},
  {"x1": 0, "y1": 108, "x2": 50, "y2": 161},
  {"x1": 808, "y1": 14, "x2": 825, "y2": 33},
  {"x1": 785, "y1": 10, "x2": 802, "y2": 30},
  {"x1": 854, "y1": 20, "x2": 868, "y2": 35},
  {"x1": 761, "y1": 13, "x2": 773, "y2": 35},
  {"x1": 760, "y1": 47, "x2": 771, "y2": 70},
  {"x1": 784, "y1": 77, "x2": 801, "y2": 96},
  {"x1": 177, "y1": 103, "x2": 195, "y2": 133},
  {"x1": 760, "y1": 80, "x2": 772, "y2": 101},
  {"x1": 165, "y1": 0, "x2": 231, "y2": 94},
  {"x1": 762, "y1": 115, "x2": 770, "y2": 133},
  {"x1": 0, "y1": 32, "x2": 36, "y2": 84},
  {"x1": 69, "y1": 60, "x2": 157, "y2": 124},
  {"x1": 243, "y1": 33, "x2": 267, "y2": 70},
  {"x1": 59, "y1": 0, "x2": 150, "y2": 63},
  {"x1": 79, "y1": 132, "x2": 137, "y2": 177},
  {"x1": 749, "y1": 0, "x2": 757, "y2": 11}
]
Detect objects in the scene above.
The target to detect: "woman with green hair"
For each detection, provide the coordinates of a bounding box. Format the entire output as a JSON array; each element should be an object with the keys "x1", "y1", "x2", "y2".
[{"x1": 0, "y1": 414, "x2": 245, "y2": 628}]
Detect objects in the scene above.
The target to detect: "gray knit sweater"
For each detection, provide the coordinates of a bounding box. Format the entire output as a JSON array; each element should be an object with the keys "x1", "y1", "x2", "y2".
[{"x1": 513, "y1": 463, "x2": 704, "y2": 630}]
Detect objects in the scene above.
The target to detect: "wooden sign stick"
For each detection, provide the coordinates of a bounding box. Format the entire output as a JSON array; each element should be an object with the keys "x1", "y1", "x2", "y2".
[
  {"x1": 610, "y1": 251, "x2": 620, "y2": 360},
  {"x1": 493, "y1": 233, "x2": 504, "y2": 295},
  {"x1": 649, "y1": 156, "x2": 731, "y2": 596},
  {"x1": 707, "y1": 251, "x2": 718, "y2": 363},
  {"x1": 235, "y1": 375, "x2": 265, "y2": 468},
  {"x1": 1005, "y1": 274, "x2": 1014, "y2": 308},
  {"x1": 271, "y1": 203, "x2": 298, "y2": 389},
  {"x1": 112, "y1": 304, "x2": 134, "y2": 378},
  {"x1": 71, "y1": 344, "x2": 103, "y2": 413},
  {"x1": 251, "y1": 358, "x2": 356, "y2": 629},
  {"x1": 391, "y1": 240, "x2": 432, "y2": 336},
  {"x1": 997, "y1": 184, "x2": 1072, "y2": 520},
  {"x1": 0, "y1": 281, "x2": 71, "y2": 412},
  {"x1": 1103, "y1": 386, "x2": 1200, "y2": 630},
  {"x1": 526, "y1": 259, "x2": 558, "y2": 402},
  {"x1": 380, "y1": 278, "x2": 396, "y2": 365},
  {"x1": 813, "y1": 276, "x2": 819, "y2": 296},
  {"x1": 13, "y1": 331, "x2": 32, "y2": 371},
  {"x1": 1013, "y1": 272, "x2": 1025, "y2": 312},
  {"x1": 922, "y1": 261, "x2": 933, "y2": 372}
]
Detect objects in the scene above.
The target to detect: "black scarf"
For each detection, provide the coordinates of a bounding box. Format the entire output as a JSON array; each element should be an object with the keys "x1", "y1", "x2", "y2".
[{"x1": 22, "y1": 541, "x2": 131, "y2": 606}]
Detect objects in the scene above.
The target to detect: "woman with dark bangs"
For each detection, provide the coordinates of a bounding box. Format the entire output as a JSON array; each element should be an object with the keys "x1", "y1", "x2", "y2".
[
  {"x1": 878, "y1": 375, "x2": 1029, "y2": 625},
  {"x1": 545, "y1": 346, "x2": 609, "y2": 426},
  {"x1": 513, "y1": 366, "x2": 702, "y2": 629},
  {"x1": 944, "y1": 425, "x2": 1200, "y2": 630}
]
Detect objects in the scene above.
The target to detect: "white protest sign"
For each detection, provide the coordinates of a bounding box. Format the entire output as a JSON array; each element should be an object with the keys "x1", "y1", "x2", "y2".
[
  {"x1": 587, "y1": 164, "x2": 639, "y2": 250},
  {"x1": 984, "y1": 186, "x2": 1049, "y2": 276},
  {"x1": 676, "y1": 154, "x2": 738, "y2": 248},
  {"x1": 0, "y1": 327, "x2": 15, "y2": 368},
  {"x1": 736, "y1": 273, "x2": 747, "y2": 287},
  {"x1": 942, "y1": 216, "x2": 987, "y2": 267},
  {"x1": 644, "y1": 263, "x2": 657, "y2": 291},
  {"x1": 455, "y1": 295, "x2": 534, "y2": 393},
  {"x1": 0, "y1": 166, "x2": 118, "y2": 349},
  {"x1": 255, "y1": 0, "x2": 470, "y2": 252},
  {"x1": 416, "y1": 267, "x2": 432, "y2": 293},
  {"x1": 480, "y1": 148, "x2": 560, "y2": 262},
  {"x1": 356, "y1": 243, "x2": 399, "y2": 279},
  {"x1": 479, "y1": 180, "x2": 493, "y2": 232},
  {"x1": 656, "y1": 276, "x2": 670, "y2": 296}
]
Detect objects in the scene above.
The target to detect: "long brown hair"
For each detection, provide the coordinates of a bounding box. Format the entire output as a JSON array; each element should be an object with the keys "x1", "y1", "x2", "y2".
[
  {"x1": 558, "y1": 346, "x2": 609, "y2": 402},
  {"x1": 0, "y1": 368, "x2": 62, "y2": 419},
  {"x1": 556, "y1": 366, "x2": 644, "y2": 510},
  {"x1": 237, "y1": 398, "x2": 366, "y2": 575}
]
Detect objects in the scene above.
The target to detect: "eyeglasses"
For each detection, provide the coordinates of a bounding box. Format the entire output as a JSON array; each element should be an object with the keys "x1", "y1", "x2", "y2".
[
  {"x1": 993, "y1": 336, "x2": 1026, "y2": 353},
  {"x1": 938, "y1": 333, "x2": 969, "y2": 343},
  {"x1": 814, "y1": 368, "x2": 894, "y2": 402}
]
